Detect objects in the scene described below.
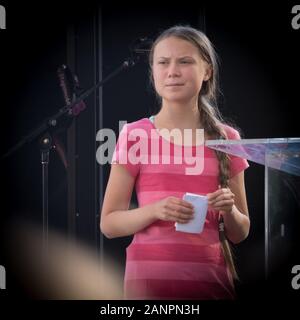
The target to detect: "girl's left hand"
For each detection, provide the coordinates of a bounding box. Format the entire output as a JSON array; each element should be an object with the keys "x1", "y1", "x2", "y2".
[{"x1": 207, "y1": 186, "x2": 235, "y2": 215}]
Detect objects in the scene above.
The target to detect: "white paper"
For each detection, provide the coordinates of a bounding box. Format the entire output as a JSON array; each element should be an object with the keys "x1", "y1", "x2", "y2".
[{"x1": 175, "y1": 192, "x2": 208, "y2": 234}]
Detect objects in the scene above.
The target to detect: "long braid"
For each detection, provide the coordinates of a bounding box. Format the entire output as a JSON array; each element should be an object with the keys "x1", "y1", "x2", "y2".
[{"x1": 200, "y1": 97, "x2": 239, "y2": 280}]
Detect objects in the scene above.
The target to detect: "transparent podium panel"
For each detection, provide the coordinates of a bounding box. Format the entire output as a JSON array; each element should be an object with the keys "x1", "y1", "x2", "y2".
[
  {"x1": 267, "y1": 168, "x2": 300, "y2": 277},
  {"x1": 206, "y1": 138, "x2": 300, "y2": 277}
]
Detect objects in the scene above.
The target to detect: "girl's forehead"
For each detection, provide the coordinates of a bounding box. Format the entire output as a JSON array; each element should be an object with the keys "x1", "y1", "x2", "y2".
[{"x1": 153, "y1": 36, "x2": 199, "y2": 57}]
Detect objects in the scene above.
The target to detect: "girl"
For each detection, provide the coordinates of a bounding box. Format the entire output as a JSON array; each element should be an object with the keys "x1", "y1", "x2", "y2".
[{"x1": 100, "y1": 25, "x2": 250, "y2": 299}]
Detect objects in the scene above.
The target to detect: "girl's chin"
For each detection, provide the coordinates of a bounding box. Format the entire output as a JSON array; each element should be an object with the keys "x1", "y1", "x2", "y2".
[{"x1": 162, "y1": 95, "x2": 195, "y2": 103}]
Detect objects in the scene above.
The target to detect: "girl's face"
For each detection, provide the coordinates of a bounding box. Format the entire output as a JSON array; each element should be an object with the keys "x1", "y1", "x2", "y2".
[{"x1": 152, "y1": 36, "x2": 211, "y2": 104}]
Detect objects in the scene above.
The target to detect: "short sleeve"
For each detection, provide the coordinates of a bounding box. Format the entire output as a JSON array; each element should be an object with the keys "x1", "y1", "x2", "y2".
[
  {"x1": 111, "y1": 124, "x2": 140, "y2": 179},
  {"x1": 225, "y1": 126, "x2": 250, "y2": 178}
]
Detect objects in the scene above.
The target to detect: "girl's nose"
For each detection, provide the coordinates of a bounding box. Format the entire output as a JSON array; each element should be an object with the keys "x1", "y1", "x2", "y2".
[{"x1": 167, "y1": 62, "x2": 181, "y2": 78}]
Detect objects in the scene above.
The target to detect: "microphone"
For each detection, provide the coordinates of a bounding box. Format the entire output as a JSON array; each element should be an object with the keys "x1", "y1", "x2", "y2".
[
  {"x1": 54, "y1": 65, "x2": 87, "y2": 169},
  {"x1": 57, "y1": 64, "x2": 86, "y2": 116},
  {"x1": 130, "y1": 37, "x2": 153, "y2": 55}
]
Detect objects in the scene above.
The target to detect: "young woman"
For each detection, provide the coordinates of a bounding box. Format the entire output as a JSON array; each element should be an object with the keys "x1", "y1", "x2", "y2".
[{"x1": 100, "y1": 25, "x2": 250, "y2": 300}]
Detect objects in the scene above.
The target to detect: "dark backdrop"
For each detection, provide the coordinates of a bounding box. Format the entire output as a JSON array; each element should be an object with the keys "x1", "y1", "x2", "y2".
[{"x1": 0, "y1": 1, "x2": 299, "y2": 304}]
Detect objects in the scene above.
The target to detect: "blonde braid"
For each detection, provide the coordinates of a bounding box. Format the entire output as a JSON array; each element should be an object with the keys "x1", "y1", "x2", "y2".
[{"x1": 200, "y1": 97, "x2": 239, "y2": 280}]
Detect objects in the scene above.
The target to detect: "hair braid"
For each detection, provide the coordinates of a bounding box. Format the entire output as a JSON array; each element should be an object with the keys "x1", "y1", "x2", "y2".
[{"x1": 200, "y1": 96, "x2": 239, "y2": 280}]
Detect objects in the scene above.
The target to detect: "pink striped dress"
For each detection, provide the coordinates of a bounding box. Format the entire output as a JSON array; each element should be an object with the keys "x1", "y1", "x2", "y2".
[{"x1": 111, "y1": 117, "x2": 249, "y2": 300}]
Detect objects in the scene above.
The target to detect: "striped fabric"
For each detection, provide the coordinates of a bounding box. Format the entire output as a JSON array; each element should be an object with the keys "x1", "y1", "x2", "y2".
[{"x1": 111, "y1": 118, "x2": 249, "y2": 300}]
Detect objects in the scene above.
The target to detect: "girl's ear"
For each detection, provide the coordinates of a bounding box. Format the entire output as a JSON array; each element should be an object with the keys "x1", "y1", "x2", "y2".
[{"x1": 204, "y1": 65, "x2": 212, "y2": 81}]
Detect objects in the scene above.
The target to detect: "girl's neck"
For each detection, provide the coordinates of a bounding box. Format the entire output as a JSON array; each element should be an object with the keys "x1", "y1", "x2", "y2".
[{"x1": 155, "y1": 100, "x2": 202, "y2": 130}]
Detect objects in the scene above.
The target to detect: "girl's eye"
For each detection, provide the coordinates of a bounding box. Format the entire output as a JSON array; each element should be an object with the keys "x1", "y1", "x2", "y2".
[{"x1": 157, "y1": 60, "x2": 192, "y2": 65}]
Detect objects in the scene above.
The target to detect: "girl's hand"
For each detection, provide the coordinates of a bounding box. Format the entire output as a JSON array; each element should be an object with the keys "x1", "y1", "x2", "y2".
[
  {"x1": 207, "y1": 186, "x2": 235, "y2": 216},
  {"x1": 153, "y1": 196, "x2": 195, "y2": 224}
]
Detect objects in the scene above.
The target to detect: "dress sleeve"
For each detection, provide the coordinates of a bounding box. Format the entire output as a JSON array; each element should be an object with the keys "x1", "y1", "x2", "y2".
[
  {"x1": 226, "y1": 127, "x2": 250, "y2": 178},
  {"x1": 111, "y1": 123, "x2": 140, "y2": 179}
]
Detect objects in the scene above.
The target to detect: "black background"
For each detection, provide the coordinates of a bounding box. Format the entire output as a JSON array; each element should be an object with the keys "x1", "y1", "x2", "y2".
[{"x1": 0, "y1": 0, "x2": 299, "y2": 315}]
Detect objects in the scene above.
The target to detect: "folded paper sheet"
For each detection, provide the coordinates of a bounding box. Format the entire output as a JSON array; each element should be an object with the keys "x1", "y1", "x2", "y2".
[{"x1": 175, "y1": 192, "x2": 208, "y2": 234}]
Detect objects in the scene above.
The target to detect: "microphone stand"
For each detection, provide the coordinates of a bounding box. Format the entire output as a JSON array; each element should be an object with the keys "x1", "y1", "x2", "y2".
[{"x1": 1, "y1": 56, "x2": 138, "y2": 252}]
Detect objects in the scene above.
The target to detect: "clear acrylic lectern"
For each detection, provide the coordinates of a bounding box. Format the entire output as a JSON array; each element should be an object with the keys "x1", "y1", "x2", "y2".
[{"x1": 206, "y1": 138, "x2": 300, "y2": 278}]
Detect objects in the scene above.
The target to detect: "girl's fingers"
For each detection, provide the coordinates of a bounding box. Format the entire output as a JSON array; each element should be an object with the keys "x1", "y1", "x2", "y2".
[
  {"x1": 208, "y1": 190, "x2": 234, "y2": 204},
  {"x1": 207, "y1": 188, "x2": 228, "y2": 200},
  {"x1": 169, "y1": 203, "x2": 194, "y2": 215},
  {"x1": 211, "y1": 199, "x2": 234, "y2": 208},
  {"x1": 165, "y1": 204, "x2": 194, "y2": 222},
  {"x1": 179, "y1": 200, "x2": 195, "y2": 210}
]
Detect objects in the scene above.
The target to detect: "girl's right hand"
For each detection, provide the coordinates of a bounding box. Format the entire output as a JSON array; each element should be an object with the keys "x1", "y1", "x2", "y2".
[{"x1": 152, "y1": 196, "x2": 195, "y2": 224}]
